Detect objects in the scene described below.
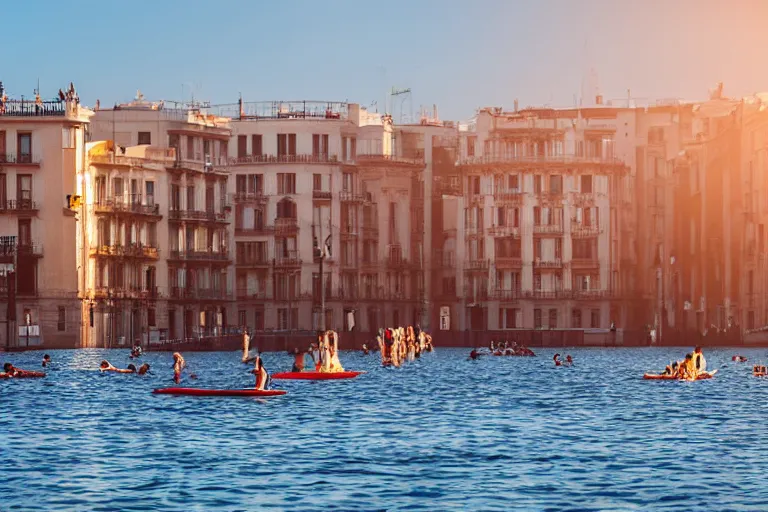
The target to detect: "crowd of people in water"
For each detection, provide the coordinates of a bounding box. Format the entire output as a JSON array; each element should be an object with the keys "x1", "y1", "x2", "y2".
[
  {"x1": 7, "y1": 336, "x2": 768, "y2": 384},
  {"x1": 469, "y1": 340, "x2": 537, "y2": 360},
  {"x1": 659, "y1": 346, "x2": 708, "y2": 379},
  {"x1": 376, "y1": 326, "x2": 434, "y2": 367}
]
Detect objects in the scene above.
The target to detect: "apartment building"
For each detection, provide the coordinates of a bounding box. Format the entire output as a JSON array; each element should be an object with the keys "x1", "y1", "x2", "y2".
[
  {"x1": 225, "y1": 100, "x2": 427, "y2": 332},
  {"x1": 446, "y1": 103, "x2": 633, "y2": 331},
  {"x1": 0, "y1": 84, "x2": 92, "y2": 347},
  {"x1": 88, "y1": 96, "x2": 233, "y2": 345}
]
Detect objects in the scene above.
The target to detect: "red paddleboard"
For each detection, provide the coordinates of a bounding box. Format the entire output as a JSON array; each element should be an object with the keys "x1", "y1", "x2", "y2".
[
  {"x1": 0, "y1": 371, "x2": 46, "y2": 379},
  {"x1": 152, "y1": 387, "x2": 287, "y2": 397},
  {"x1": 643, "y1": 370, "x2": 717, "y2": 381},
  {"x1": 271, "y1": 371, "x2": 364, "y2": 380}
]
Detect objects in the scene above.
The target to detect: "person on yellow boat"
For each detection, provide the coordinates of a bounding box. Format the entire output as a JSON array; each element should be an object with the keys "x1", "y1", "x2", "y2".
[
  {"x1": 693, "y1": 346, "x2": 706, "y2": 374},
  {"x1": 330, "y1": 331, "x2": 344, "y2": 372},
  {"x1": 676, "y1": 353, "x2": 696, "y2": 379}
]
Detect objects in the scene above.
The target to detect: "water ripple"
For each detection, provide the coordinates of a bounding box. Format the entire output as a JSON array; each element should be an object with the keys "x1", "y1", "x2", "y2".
[{"x1": 2, "y1": 347, "x2": 768, "y2": 510}]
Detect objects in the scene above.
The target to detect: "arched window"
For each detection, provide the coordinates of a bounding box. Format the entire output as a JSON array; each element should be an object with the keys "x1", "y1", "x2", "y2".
[{"x1": 276, "y1": 197, "x2": 297, "y2": 219}]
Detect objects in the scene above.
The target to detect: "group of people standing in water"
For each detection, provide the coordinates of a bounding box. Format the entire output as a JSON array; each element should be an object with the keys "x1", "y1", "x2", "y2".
[
  {"x1": 660, "y1": 346, "x2": 707, "y2": 379},
  {"x1": 376, "y1": 325, "x2": 434, "y2": 367}
]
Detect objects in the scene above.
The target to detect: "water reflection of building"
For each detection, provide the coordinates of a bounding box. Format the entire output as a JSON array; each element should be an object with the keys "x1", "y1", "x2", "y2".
[{"x1": 0, "y1": 83, "x2": 92, "y2": 348}]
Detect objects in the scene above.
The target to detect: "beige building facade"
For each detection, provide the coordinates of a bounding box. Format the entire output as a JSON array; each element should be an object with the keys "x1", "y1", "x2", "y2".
[{"x1": 0, "y1": 86, "x2": 92, "y2": 348}]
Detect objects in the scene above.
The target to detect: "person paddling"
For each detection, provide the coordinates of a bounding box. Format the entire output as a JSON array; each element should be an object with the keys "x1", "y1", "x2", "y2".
[
  {"x1": 251, "y1": 354, "x2": 270, "y2": 390},
  {"x1": 172, "y1": 352, "x2": 186, "y2": 383},
  {"x1": 693, "y1": 346, "x2": 707, "y2": 374}
]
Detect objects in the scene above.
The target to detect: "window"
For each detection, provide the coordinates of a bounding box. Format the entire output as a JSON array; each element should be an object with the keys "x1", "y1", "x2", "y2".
[
  {"x1": 138, "y1": 132, "x2": 151, "y2": 145},
  {"x1": 186, "y1": 135, "x2": 195, "y2": 160},
  {"x1": 277, "y1": 173, "x2": 296, "y2": 195},
  {"x1": 533, "y1": 175, "x2": 542, "y2": 194},
  {"x1": 57, "y1": 307, "x2": 66, "y2": 331},
  {"x1": 17, "y1": 174, "x2": 32, "y2": 205},
  {"x1": 148, "y1": 308, "x2": 156, "y2": 327},
  {"x1": 17, "y1": 133, "x2": 32, "y2": 163},
  {"x1": 238, "y1": 310, "x2": 247, "y2": 327},
  {"x1": 236, "y1": 175, "x2": 247, "y2": 194},
  {"x1": 248, "y1": 174, "x2": 263, "y2": 194},
  {"x1": 549, "y1": 175, "x2": 562, "y2": 194},
  {"x1": 590, "y1": 309, "x2": 601, "y2": 328},
  {"x1": 62, "y1": 127, "x2": 75, "y2": 149},
  {"x1": 0, "y1": 130, "x2": 6, "y2": 157},
  {"x1": 313, "y1": 173, "x2": 322, "y2": 191},
  {"x1": 277, "y1": 134, "x2": 297, "y2": 157},
  {"x1": 145, "y1": 181, "x2": 155, "y2": 205},
  {"x1": 186, "y1": 185, "x2": 195, "y2": 210},
  {"x1": 342, "y1": 172, "x2": 353, "y2": 192},
  {"x1": 276, "y1": 198, "x2": 297, "y2": 219},
  {"x1": 508, "y1": 175, "x2": 519, "y2": 191},
  {"x1": 533, "y1": 207, "x2": 541, "y2": 225},
  {"x1": 312, "y1": 134, "x2": 329, "y2": 158},
  {"x1": 499, "y1": 308, "x2": 518, "y2": 329},
  {"x1": 534, "y1": 308, "x2": 542, "y2": 328},
  {"x1": 467, "y1": 136, "x2": 476, "y2": 157},
  {"x1": 572, "y1": 309, "x2": 582, "y2": 328},
  {"x1": 18, "y1": 218, "x2": 31, "y2": 246},
  {"x1": 581, "y1": 175, "x2": 593, "y2": 194},
  {"x1": 237, "y1": 135, "x2": 247, "y2": 158},
  {"x1": 252, "y1": 135, "x2": 262, "y2": 157},
  {"x1": 548, "y1": 309, "x2": 558, "y2": 328}
]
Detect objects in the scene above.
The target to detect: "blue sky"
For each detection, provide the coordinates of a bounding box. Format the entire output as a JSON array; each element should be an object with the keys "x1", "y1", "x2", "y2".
[{"x1": 2, "y1": 0, "x2": 767, "y2": 121}]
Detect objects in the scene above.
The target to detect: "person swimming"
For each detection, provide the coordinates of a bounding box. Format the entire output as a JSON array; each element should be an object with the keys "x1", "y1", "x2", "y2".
[
  {"x1": 469, "y1": 349, "x2": 483, "y2": 360},
  {"x1": 553, "y1": 354, "x2": 562, "y2": 366},
  {"x1": 291, "y1": 347, "x2": 305, "y2": 373},
  {"x1": 362, "y1": 343, "x2": 369, "y2": 355},
  {"x1": 138, "y1": 363, "x2": 151, "y2": 375},
  {"x1": 42, "y1": 354, "x2": 51, "y2": 368},
  {"x1": 100, "y1": 360, "x2": 136, "y2": 374},
  {"x1": 564, "y1": 355, "x2": 573, "y2": 366},
  {"x1": 172, "y1": 352, "x2": 186, "y2": 383},
  {"x1": 251, "y1": 354, "x2": 270, "y2": 390},
  {"x1": 693, "y1": 346, "x2": 706, "y2": 374}
]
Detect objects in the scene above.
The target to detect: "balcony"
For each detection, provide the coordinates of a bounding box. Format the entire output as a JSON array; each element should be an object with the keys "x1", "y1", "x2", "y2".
[
  {"x1": 466, "y1": 258, "x2": 490, "y2": 272},
  {"x1": 467, "y1": 194, "x2": 484, "y2": 207},
  {"x1": 438, "y1": 180, "x2": 462, "y2": 197},
  {"x1": 433, "y1": 250, "x2": 455, "y2": 268},
  {"x1": 340, "y1": 227, "x2": 359, "y2": 240},
  {"x1": 571, "y1": 224, "x2": 600, "y2": 238},
  {"x1": 275, "y1": 253, "x2": 302, "y2": 268},
  {"x1": 169, "y1": 250, "x2": 230, "y2": 263},
  {"x1": 490, "y1": 289, "x2": 522, "y2": 301},
  {"x1": 493, "y1": 190, "x2": 523, "y2": 205},
  {"x1": 235, "y1": 224, "x2": 275, "y2": 236},
  {"x1": 572, "y1": 192, "x2": 596, "y2": 207},
  {"x1": 570, "y1": 257, "x2": 600, "y2": 269},
  {"x1": 312, "y1": 190, "x2": 333, "y2": 200},
  {"x1": 361, "y1": 226, "x2": 379, "y2": 240},
  {"x1": 533, "y1": 258, "x2": 563, "y2": 269},
  {"x1": 168, "y1": 209, "x2": 229, "y2": 223},
  {"x1": 236, "y1": 255, "x2": 270, "y2": 268},
  {"x1": 571, "y1": 289, "x2": 612, "y2": 300},
  {"x1": 233, "y1": 191, "x2": 269, "y2": 204},
  {"x1": 0, "y1": 199, "x2": 39, "y2": 214},
  {"x1": 169, "y1": 287, "x2": 232, "y2": 301},
  {"x1": 355, "y1": 154, "x2": 425, "y2": 167},
  {"x1": 1, "y1": 98, "x2": 68, "y2": 118},
  {"x1": 94, "y1": 197, "x2": 161, "y2": 217},
  {"x1": 89, "y1": 244, "x2": 159, "y2": 259},
  {"x1": 230, "y1": 154, "x2": 339, "y2": 165},
  {"x1": 236, "y1": 289, "x2": 271, "y2": 300},
  {"x1": 275, "y1": 217, "x2": 299, "y2": 236},
  {"x1": 533, "y1": 224, "x2": 564, "y2": 236},
  {"x1": 457, "y1": 154, "x2": 627, "y2": 170},
  {"x1": 488, "y1": 225, "x2": 520, "y2": 238},
  {"x1": 529, "y1": 289, "x2": 568, "y2": 300},
  {"x1": 0, "y1": 152, "x2": 42, "y2": 167},
  {"x1": 90, "y1": 286, "x2": 160, "y2": 300},
  {"x1": 495, "y1": 257, "x2": 523, "y2": 269},
  {"x1": 386, "y1": 244, "x2": 411, "y2": 268},
  {"x1": 0, "y1": 242, "x2": 43, "y2": 262},
  {"x1": 171, "y1": 156, "x2": 229, "y2": 174},
  {"x1": 360, "y1": 258, "x2": 379, "y2": 271},
  {"x1": 339, "y1": 191, "x2": 369, "y2": 203}
]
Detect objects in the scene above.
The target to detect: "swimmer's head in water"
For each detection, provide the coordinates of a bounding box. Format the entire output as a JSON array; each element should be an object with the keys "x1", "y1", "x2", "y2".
[
  {"x1": 43, "y1": 354, "x2": 50, "y2": 361},
  {"x1": 3, "y1": 362, "x2": 12, "y2": 372},
  {"x1": 100, "y1": 360, "x2": 109, "y2": 369},
  {"x1": 127, "y1": 364, "x2": 137, "y2": 372}
]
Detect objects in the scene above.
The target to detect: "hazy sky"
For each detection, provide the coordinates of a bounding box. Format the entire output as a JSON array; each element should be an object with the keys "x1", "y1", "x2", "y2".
[{"x1": 3, "y1": 0, "x2": 767, "y2": 121}]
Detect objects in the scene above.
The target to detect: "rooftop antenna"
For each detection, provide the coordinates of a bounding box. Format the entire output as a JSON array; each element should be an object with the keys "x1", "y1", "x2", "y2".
[{"x1": 390, "y1": 87, "x2": 412, "y2": 124}]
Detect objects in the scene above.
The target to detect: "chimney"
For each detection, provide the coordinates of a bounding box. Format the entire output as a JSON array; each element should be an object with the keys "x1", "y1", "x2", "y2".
[
  {"x1": 596, "y1": 94, "x2": 603, "y2": 106},
  {"x1": 433, "y1": 104, "x2": 438, "y2": 121},
  {"x1": 514, "y1": 99, "x2": 519, "y2": 112}
]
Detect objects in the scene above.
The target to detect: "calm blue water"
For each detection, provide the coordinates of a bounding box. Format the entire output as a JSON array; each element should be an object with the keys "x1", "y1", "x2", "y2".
[{"x1": 2, "y1": 347, "x2": 768, "y2": 511}]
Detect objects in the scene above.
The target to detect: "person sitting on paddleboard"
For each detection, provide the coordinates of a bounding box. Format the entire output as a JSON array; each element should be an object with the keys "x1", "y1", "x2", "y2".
[
  {"x1": 676, "y1": 354, "x2": 695, "y2": 379},
  {"x1": 693, "y1": 346, "x2": 706, "y2": 374},
  {"x1": 251, "y1": 354, "x2": 270, "y2": 390},
  {"x1": 172, "y1": 353, "x2": 186, "y2": 383},
  {"x1": 42, "y1": 354, "x2": 51, "y2": 368},
  {"x1": 291, "y1": 347, "x2": 305, "y2": 373}
]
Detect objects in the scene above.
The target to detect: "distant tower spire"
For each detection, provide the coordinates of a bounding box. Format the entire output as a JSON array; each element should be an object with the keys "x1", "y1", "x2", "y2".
[{"x1": 580, "y1": 38, "x2": 601, "y2": 106}]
